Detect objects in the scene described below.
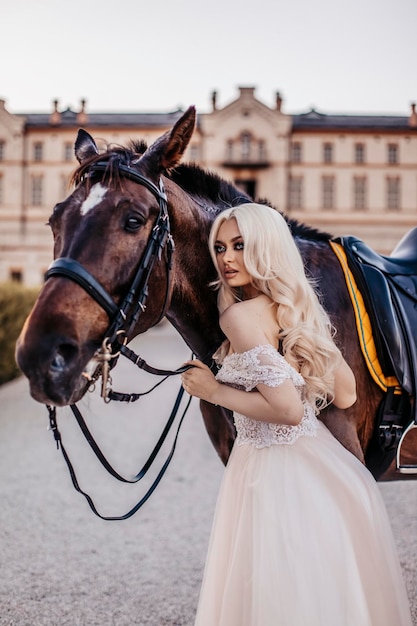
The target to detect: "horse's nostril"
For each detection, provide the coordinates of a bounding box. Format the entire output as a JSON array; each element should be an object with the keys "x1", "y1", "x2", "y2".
[
  {"x1": 50, "y1": 352, "x2": 66, "y2": 372},
  {"x1": 50, "y1": 343, "x2": 78, "y2": 373}
]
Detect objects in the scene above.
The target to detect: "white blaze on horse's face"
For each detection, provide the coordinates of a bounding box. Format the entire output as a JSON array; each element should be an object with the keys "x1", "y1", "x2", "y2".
[{"x1": 80, "y1": 183, "x2": 107, "y2": 216}]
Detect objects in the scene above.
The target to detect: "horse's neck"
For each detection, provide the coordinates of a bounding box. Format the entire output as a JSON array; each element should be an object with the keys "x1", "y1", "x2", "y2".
[
  {"x1": 166, "y1": 307, "x2": 222, "y2": 362},
  {"x1": 167, "y1": 194, "x2": 223, "y2": 360}
]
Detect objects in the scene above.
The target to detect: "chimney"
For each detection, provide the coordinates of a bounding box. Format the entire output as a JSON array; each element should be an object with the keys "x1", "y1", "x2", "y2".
[
  {"x1": 238, "y1": 86, "x2": 255, "y2": 99},
  {"x1": 77, "y1": 99, "x2": 88, "y2": 125},
  {"x1": 409, "y1": 102, "x2": 417, "y2": 128},
  {"x1": 211, "y1": 90, "x2": 217, "y2": 111},
  {"x1": 49, "y1": 99, "x2": 61, "y2": 125},
  {"x1": 276, "y1": 91, "x2": 283, "y2": 112}
]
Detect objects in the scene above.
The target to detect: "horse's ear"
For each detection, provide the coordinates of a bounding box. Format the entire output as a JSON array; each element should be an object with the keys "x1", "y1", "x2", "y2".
[
  {"x1": 74, "y1": 129, "x2": 99, "y2": 164},
  {"x1": 143, "y1": 106, "x2": 196, "y2": 171}
]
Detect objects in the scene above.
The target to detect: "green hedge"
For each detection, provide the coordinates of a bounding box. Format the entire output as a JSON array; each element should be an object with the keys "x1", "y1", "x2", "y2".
[{"x1": 0, "y1": 282, "x2": 39, "y2": 385}]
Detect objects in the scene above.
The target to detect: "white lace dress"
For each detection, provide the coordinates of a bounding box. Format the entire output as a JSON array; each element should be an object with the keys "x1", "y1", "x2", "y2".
[{"x1": 194, "y1": 345, "x2": 412, "y2": 626}]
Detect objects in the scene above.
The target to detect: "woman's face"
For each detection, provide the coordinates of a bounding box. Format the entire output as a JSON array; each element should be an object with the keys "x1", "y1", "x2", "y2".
[{"x1": 213, "y1": 218, "x2": 258, "y2": 298}]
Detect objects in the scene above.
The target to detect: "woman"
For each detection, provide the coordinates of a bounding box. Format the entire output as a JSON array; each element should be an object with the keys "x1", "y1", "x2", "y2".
[{"x1": 181, "y1": 203, "x2": 412, "y2": 626}]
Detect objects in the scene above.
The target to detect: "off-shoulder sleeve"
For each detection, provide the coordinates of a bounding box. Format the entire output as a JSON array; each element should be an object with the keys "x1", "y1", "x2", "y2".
[{"x1": 216, "y1": 344, "x2": 304, "y2": 392}]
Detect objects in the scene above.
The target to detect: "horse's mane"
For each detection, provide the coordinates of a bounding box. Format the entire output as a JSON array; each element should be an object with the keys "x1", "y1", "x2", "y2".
[
  {"x1": 170, "y1": 164, "x2": 332, "y2": 242},
  {"x1": 71, "y1": 141, "x2": 332, "y2": 243},
  {"x1": 168, "y1": 163, "x2": 251, "y2": 213}
]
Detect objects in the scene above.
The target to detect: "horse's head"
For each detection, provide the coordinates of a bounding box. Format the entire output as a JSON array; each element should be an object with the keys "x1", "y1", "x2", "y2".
[{"x1": 16, "y1": 107, "x2": 196, "y2": 406}]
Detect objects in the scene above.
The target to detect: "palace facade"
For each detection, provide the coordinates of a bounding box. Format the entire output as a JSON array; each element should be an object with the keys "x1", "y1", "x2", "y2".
[{"x1": 1, "y1": 86, "x2": 416, "y2": 286}]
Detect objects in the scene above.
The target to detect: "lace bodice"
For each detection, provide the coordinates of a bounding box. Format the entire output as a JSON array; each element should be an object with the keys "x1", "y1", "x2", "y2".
[{"x1": 216, "y1": 344, "x2": 318, "y2": 448}]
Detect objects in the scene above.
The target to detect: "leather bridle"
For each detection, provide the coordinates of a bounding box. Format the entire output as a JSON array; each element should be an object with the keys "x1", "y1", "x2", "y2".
[
  {"x1": 46, "y1": 162, "x2": 175, "y2": 345},
  {"x1": 44, "y1": 162, "x2": 199, "y2": 521}
]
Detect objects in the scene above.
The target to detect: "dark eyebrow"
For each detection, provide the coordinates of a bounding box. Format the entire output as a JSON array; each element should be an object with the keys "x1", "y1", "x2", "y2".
[{"x1": 214, "y1": 235, "x2": 243, "y2": 245}]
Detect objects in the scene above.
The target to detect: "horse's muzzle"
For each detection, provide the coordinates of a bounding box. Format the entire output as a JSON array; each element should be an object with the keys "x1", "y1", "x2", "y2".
[{"x1": 15, "y1": 333, "x2": 92, "y2": 406}]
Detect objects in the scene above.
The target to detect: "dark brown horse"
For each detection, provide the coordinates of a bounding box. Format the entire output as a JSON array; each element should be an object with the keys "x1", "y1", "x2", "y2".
[{"x1": 15, "y1": 106, "x2": 415, "y2": 481}]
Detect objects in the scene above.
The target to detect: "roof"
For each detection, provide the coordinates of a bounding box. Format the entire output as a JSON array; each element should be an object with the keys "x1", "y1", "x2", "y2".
[
  {"x1": 20, "y1": 108, "x2": 187, "y2": 129},
  {"x1": 292, "y1": 109, "x2": 414, "y2": 132},
  {"x1": 17, "y1": 105, "x2": 415, "y2": 133}
]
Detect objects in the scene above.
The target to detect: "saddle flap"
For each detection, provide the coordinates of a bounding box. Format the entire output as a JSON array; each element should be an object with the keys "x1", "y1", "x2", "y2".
[
  {"x1": 358, "y1": 264, "x2": 413, "y2": 390},
  {"x1": 337, "y1": 235, "x2": 417, "y2": 397}
]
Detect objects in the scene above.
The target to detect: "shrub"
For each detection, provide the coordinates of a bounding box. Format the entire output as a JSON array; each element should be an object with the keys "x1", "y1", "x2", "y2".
[{"x1": 0, "y1": 282, "x2": 39, "y2": 385}]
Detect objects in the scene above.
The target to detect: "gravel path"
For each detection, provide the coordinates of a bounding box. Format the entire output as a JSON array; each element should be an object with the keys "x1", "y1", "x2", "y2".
[{"x1": 1, "y1": 324, "x2": 416, "y2": 625}]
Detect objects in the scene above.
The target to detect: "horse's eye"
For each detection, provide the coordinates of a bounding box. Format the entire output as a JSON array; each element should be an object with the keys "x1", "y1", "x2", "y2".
[{"x1": 124, "y1": 214, "x2": 144, "y2": 232}]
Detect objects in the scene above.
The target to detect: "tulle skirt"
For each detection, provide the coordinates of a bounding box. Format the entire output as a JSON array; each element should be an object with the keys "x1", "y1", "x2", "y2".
[{"x1": 195, "y1": 423, "x2": 412, "y2": 626}]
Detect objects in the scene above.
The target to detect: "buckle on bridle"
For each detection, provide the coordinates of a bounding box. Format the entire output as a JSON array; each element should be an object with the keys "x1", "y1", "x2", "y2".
[{"x1": 94, "y1": 331, "x2": 127, "y2": 401}]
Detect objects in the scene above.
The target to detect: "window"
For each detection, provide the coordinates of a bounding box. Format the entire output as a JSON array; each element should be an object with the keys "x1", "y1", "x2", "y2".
[
  {"x1": 241, "y1": 133, "x2": 251, "y2": 160},
  {"x1": 323, "y1": 143, "x2": 333, "y2": 163},
  {"x1": 387, "y1": 177, "x2": 400, "y2": 210},
  {"x1": 64, "y1": 142, "x2": 72, "y2": 162},
  {"x1": 290, "y1": 142, "x2": 302, "y2": 163},
  {"x1": 354, "y1": 143, "x2": 365, "y2": 164},
  {"x1": 0, "y1": 140, "x2": 4, "y2": 160},
  {"x1": 387, "y1": 144, "x2": 398, "y2": 165},
  {"x1": 288, "y1": 176, "x2": 303, "y2": 210},
  {"x1": 258, "y1": 140, "x2": 266, "y2": 161},
  {"x1": 322, "y1": 176, "x2": 335, "y2": 209},
  {"x1": 31, "y1": 176, "x2": 43, "y2": 205},
  {"x1": 61, "y1": 174, "x2": 69, "y2": 199},
  {"x1": 226, "y1": 140, "x2": 233, "y2": 161},
  {"x1": 353, "y1": 177, "x2": 367, "y2": 210},
  {"x1": 33, "y1": 142, "x2": 43, "y2": 161}
]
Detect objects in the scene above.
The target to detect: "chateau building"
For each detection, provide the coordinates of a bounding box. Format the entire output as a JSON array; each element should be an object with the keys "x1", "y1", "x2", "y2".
[{"x1": 0, "y1": 86, "x2": 416, "y2": 286}]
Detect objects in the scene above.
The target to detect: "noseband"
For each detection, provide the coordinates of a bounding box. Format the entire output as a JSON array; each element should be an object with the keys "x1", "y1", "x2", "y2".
[{"x1": 46, "y1": 162, "x2": 174, "y2": 344}]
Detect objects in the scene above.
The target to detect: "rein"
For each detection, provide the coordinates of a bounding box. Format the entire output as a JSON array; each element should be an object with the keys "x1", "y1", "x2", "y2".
[{"x1": 44, "y1": 162, "x2": 199, "y2": 521}]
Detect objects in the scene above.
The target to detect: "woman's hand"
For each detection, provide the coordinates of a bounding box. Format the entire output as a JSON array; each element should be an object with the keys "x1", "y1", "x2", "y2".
[{"x1": 181, "y1": 360, "x2": 220, "y2": 403}]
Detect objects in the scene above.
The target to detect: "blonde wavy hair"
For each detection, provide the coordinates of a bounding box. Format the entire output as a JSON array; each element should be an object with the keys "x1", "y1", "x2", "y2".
[{"x1": 209, "y1": 203, "x2": 342, "y2": 412}]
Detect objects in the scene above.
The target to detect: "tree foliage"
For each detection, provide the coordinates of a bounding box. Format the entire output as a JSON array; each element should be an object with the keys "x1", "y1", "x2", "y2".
[{"x1": 0, "y1": 282, "x2": 39, "y2": 385}]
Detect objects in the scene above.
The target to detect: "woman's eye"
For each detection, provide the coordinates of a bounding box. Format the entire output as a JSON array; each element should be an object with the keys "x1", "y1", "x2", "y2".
[
  {"x1": 235, "y1": 242, "x2": 244, "y2": 251},
  {"x1": 214, "y1": 245, "x2": 226, "y2": 254}
]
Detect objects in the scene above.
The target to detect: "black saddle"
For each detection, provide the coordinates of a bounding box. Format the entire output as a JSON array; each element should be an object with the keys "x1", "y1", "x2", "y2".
[
  {"x1": 336, "y1": 228, "x2": 417, "y2": 477},
  {"x1": 337, "y1": 228, "x2": 417, "y2": 397}
]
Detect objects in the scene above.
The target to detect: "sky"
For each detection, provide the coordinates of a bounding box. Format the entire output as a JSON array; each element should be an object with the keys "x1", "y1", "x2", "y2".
[{"x1": 1, "y1": 0, "x2": 416, "y2": 117}]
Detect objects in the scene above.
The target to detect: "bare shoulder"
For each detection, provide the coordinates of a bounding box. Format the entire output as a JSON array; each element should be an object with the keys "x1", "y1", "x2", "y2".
[
  {"x1": 220, "y1": 296, "x2": 278, "y2": 352},
  {"x1": 220, "y1": 296, "x2": 270, "y2": 323}
]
